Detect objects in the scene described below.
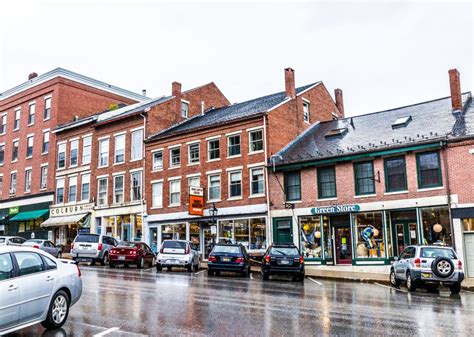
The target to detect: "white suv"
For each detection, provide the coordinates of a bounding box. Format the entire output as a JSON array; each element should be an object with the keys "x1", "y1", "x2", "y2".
[
  {"x1": 70, "y1": 234, "x2": 117, "y2": 266},
  {"x1": 156, "y1": 240, "x2": 200, "y2": 272}
]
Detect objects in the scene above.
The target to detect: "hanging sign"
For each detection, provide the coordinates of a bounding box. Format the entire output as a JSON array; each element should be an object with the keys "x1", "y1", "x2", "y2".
[
  {"x1": 311, "y1": 204, "x2": 360, "y2": 214},
  {"x1": 9, "y1": 207, "x2": 19, "y2": 215},
  {"x1": 189, "y1": 187, "x2": 204, "y2": 216}
]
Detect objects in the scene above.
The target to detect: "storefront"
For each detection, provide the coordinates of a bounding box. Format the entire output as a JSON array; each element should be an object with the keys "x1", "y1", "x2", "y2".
[
  {"x1": 94, "y1": 203, "x2": 144, "y2": 242},
  {"x1": 452, "y1": 207, "x2": 474, "y2": 279},
  {"x1": 2, "y1": 202, "x2": 52, "y2": 240}
]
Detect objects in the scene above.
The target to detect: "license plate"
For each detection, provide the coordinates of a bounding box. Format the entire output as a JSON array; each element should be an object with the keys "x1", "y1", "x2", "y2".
[
  {"x1": 118, "y1": 256, "x2": 126, "y2": 261},
  {"x1": 166, "y1": 260, "x2": 178, "y2": 264},
  {"x1": 222, "y1": 257, "x2": 231, "y2": 262},
  {"x1": 422, "y1": 272, "x2": 432, "y2": 278},
  {"x1": 77, "y1": 257, "x2": 91, "y2": 262},
  {"x1": 280, "y1": 259, "x2": 290, "y2": 265}
]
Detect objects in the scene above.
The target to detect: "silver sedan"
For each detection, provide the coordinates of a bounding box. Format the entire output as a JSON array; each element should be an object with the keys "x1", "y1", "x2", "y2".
[
  {"x1": 23, "y1": 239, "x2": 62, "y2": 258},
  {"x1": 0, "y1": 246, "x2": 82, "y2": 335}
]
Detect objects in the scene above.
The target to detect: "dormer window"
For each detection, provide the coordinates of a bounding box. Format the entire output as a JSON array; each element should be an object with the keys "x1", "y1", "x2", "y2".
[
  {"x1": 325, "y1": 127, "x2": 348, "y2": 138},
  {"x1": 392, "y1": 116, "x2": 412, "y2": 128},
  {"x1": 181, "y1": 101, "x2": 189, "y2": 118}
]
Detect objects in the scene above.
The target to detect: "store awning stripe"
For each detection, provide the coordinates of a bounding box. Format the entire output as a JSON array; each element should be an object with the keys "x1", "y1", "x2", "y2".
[
  {"x1": 9, "y1": 209, "x2": 49, "y2": 221},
  {"x1": 40, "y1": 213, "x2": 88, "y2": 228}
]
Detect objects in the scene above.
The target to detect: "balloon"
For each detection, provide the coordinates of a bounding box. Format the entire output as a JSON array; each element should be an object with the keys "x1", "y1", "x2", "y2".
[
  {"x1": 373, "y1": 228, "x2": 379, "y2": 237},
  {"x1": 433, "y1": 223, "x2": 443, "y2": 233},
  {"x1": 315, "y1": 231, "x2": 321, "y2": 239}
]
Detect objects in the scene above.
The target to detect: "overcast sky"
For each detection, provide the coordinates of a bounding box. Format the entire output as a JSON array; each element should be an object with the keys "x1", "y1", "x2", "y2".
[{"x1": 0, "y1": 0, "x2": 472, "y2": 117}]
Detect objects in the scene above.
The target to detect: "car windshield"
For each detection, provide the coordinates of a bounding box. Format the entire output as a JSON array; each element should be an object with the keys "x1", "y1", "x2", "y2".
[
  {"x1": 119, "y1": 242, "x2": 138, "y2": 248},
  {"x1": 75, "y1": 235, "x2": 100, "y2": 243},
  {"x1": 270, "y1": 247, "x2": 299, "y2": 256},
  {"x1": 163, "y1": 241, "x2": 186, "y2": 249},
  {"x1": 25, "y1": 239, "x2": 43, "y2": 244},
  {"x1": 213, "y1": 245, "x2": 240, "y2": 254},
  {"x1": 420, "y1": 247, "x2": 456, "y2": 259}
]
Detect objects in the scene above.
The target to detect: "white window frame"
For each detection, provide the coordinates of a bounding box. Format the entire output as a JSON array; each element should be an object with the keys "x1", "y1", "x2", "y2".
[
  {"x1": 152, "y1": 149, "x2": 163, "y2": 171},
  {"x1": 28, "y1": 102, "x2": 35, "y2": 126},
  {"x1": 303, "y1": 100, "x2": 310, "y2": 123},
  {"x1": 12, "y1": 139, "x2": 19, "y2": 163},
  {"x1": 40, "y1": 164, "x2": 48, "y2": 190},
  {"x1": 81, "y1": 173, "x2": 90, "y2": 201},
  {"x1": 69, "y1": 139, "x2": 79, "y2": 167},
  {"x1": 57, "y1": 142, "x2": 66, "y2": 169},
  {"x1": 151, "y1": 181, "x2": 163, "y2": 208},
  {"x1": 98, "y1": 138, "x2": 110, "y2": 168},
  {"x1": 169, "y1": 146, "x2": 181, "y2": 168},
  {"x1": 130, "y1": 128, "x2": 143, "y2": 161},
  {"x1": 82, "y1": 135, "x2": 92, "y2": 165},
  {"x1": 207, "y1": 138, "x2": 220, "y2": 162},
  {"x1": 250, "y1": 167, "x2": 265, "y2": 197},
  {"x1": 14, "y1": 108, "x2": 20, "y2": 131},
  {"x1": 68, "y1": 176, "x2": 77, "y2": 203},
  {"x1": 227, "y1": 134, "x2": 241, "y2": 158},
  {"x1": 188, "y1": 176, "x2": 200, "y2": 189},
  {"x1": 114, "y1": 133, "x2": 126, "y2": 164},
  {"x1": 26, "y1": 135, "x2": 34, "y2": 159},
  {"x1": 0, "y1": 113, "x2": 6, "y2": 135},
  {"x1": 207, "y1": 174, "x2": 221, "y2": 202},
  {"x1": 44, "y1": 96, "x2": 52, "y2": 120},
  {"x1": 169, "y1": 179, "x2": 181, "y2": 206},
  {"x1": 188, "y1": 142, "x2": 200, "y2": 165},
  {"x1": 130, "y1": 171, "x2": 142, "y2": 202},
  {"x1": 56, "y1": 178, "x2": 65, "y2": 204},
  {"x1": 0, "y1": 143, "x2": 4, "y2": 166},
  {"x1": 97, "y1": 177, "x2": 108, "y2": 206},
  {"x1": 228, "y1": 170, "x2": 243, "y2": 200},
  {"x1": 248, "y1": 129, "x2": 264, "y2": 154},
  {"x1": 181, "y1": 100, "x2": 189, "y2": 118},
  {"x1": 113, "y1": 175, "x2": 125, "y2": 204},
  {"x1": 25, "y1": 169, "x2": 32, "y2": 193},
  {"x1": 42, "y1": 130, "x2": 50, "y2": 154}
]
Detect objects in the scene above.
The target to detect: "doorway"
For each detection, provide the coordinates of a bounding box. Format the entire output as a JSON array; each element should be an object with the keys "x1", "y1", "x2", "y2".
[
  {"x1": 273, "y1": 218, "x2": 293, "y2": 244},
  {"x1": 334, "y1": 225, "x2": 352, "y2": 264},
  {"x1": 202, "y1": 226, "x2": 216, "y2": 260},
  {"x1": 464, "y1": 233, "x2": 474, "y2": 278},
  {"x1": 122, "y1": 224, "x2": 131, "y2": 242},
  {"x1": 391, "y1": 221, "x2": 418, "y2": 256}
]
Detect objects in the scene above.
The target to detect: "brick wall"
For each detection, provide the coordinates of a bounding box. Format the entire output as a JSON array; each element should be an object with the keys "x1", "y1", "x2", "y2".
[{"x1": 447, "y1": 139, "x2": 474, "y2": 204}]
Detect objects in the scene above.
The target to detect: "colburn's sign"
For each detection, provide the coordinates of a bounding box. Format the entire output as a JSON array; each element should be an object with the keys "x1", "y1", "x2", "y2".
[
  {"x1": 311, "y1": 204, "x2": 360, "y2": 214},
  {"x1": 50, "y1": 203, "x2": 94, "y2": 217}
]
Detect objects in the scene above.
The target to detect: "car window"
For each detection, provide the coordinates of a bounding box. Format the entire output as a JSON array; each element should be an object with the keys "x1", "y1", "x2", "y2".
[
  {"x1": 421, "y1": 248, "x2": 456, "y2": 259},
  {"x1": 270, "y1": 247, "x2": 299, "y2": 256},
  {"x1": 0, "y1": 253, "x2": 14, "y2": 281},
  {"x1": 43, "y1": 241, "x2": 50, "y2": 247},
  {"x1": 76, "y1": 234, "x2": 100, "y2": 243},
  {"x1": 49, "y1": 241, "x2": 56, "y2": 248},
  {"x1": 43, "y1": 256, "x2": 57, "y2": 270},
  {"x1": 407, "y1": 247, "x2": 416, "y2": 259},
  {"x1": 0, "y1": 238, "x2": 5, "y2": 243},
  {"x1": 212, "y1": 245, "x2": 240, "y2": 254},
  {"x1": 399, "y1": 248, "x2": 409, "y2": 259},
  {"x1": 13, "y1": 238, "x2": 24, "y2": 244},
  {"x1": 14, "y1": 252, "x2": 44, "y2": 276},
  {"x1": 163, "y1": 241, "x2": 187, "y2": 249}
]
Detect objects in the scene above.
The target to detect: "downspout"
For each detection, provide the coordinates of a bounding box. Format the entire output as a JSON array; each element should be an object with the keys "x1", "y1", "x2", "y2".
[
  {"x1": 263, "y1": 114, "x2": 271, "y2": 247},
  {"x1": 442, "y1": 137, "x2": 455, "y2": 250},
  {"x1": 140, "y1": 111, "x2": 147, "y2": 243}
]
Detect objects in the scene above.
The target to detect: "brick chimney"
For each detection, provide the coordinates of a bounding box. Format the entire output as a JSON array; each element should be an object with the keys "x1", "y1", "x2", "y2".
[
  {"x1": 334, "y1": 88, "x2": 344, "y2": 116},
  {"x1": 28, "y1": 72, "x2": 38, "y2": 80},
  {"x1": 284, "y1": 68, "x2": 296, "y2": 99},
  {"x1": 449, "y1": 69, "x2": 462, "y2": 111},
  {"x1": 172, "y1": 81, "x2": 182, "y2": 97}
]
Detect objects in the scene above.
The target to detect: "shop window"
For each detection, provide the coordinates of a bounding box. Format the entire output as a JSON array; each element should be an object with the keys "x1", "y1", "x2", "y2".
[
  {"x1": 188, "y1": 143, "x2": 200, "y2": 164},
  {"x1": 249, "y1": 129, "x2": 263, "y2": 153},
  {"x1": 169, "y1": 180, "x2": 181, "y2": 206},
  {"x1": 384, "y1": 156, "x2": 407, "y2": 192},
  {"x1": 250, "y1": 167, "x2": 264, "y2": 196},
  {"x1": 26, "y1": 220, "x2": 34, "y2": 231},
  {"x1": 208, "y1": 174, "x2": 221, "y2": 201},
  {"x1": 234, "y1": 219, "x2": 250, "y2": 246},
  {"x1": 219, "y1": 220, "x2": 233, "y2": 243},
  {"x1": 208, "y1": 139, "x2": 220, "y2": 160},
  {"x1": 131, "y1": 129, "x2": 143, "y2": 161},
  {"x1": 354, "y1": 161, "x2": 375, "y2": 195},
  {"x1": 300, "y1": 216, "x2": 323, "y2": 259},
  {"x1": 98, "y1": 138, "x2": 109, "y2": 167},
  {"x1": 421, "y1": 206, "x2": 451, "y2": 246},
  {"x1": 130, "y1": 171, "x2": 142, "y2": 201},
  {"x1": 152, "y1": 182, "x2": 163, "y2": 208},
  {"x1": 227, "y1": 134, "x2": 241, "y2": 157},
  {"x1": 161, "y1": 223, "x2": 186, "y2": 241},
  {"x1": 18, "y1": 222, "x2": 25, "y2": 232},
  {"x1": 114, "y1": 175, "x2": 124, "y2": 204},
  {"x1": 82, "y1": 136, "x2": 92, "y2": 165},
  {"x1": 317, "y1": 166, "x2": 336, "y2": 199},
  {"x1": 462, "y1": 219, "x2": 474, "y2": 232},
  {"x1": 354, "y1": 212, "x2": 385, "y2": 258},
  {"x1": 250, "y1": 218, "x2": 267, "y2": 250},
  {"x1": 284, "y1": 171, "x2": 301, "y2": 201},
  {"x1": 228, "y1": 170, "x2": 242, "y2": 198},
  {"x1": 189, "y1": 223, "x2": 200, "y2": 251},
  {"x1": 417, "y1": 151, "x2": 442, "y2": 188},
  {"x1": 152, "y1": 150, "x2": 163, "y2": 171},
  {"x1": 218, "y1": 218, "x2": 267, "y2": 250},
  {"x1": 114, "y1": 134, "x2": 125, "y2": 164},
  {"x1": 170, "y1": 147, "x2": 181, "y2": 168}
]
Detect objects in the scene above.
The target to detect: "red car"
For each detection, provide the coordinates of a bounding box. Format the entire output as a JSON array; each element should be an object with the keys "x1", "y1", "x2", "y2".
[{"x1": 109, "y1": 242, "x2": 156, "y2": 268}]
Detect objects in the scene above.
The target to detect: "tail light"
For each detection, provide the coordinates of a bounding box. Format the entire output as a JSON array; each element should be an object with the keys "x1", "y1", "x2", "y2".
[
  {"x1": 33, "y1": 245, "x2": 40, "y2": 249},
  {"x1": 414, "y1": 257, "x2": 421, "y2": 268},
  {"x1": 458, "y1": 260, "x2": 463, "y2": 271},
  {"x1": 98, "y1": 243, "x2": 102, "y2": 251},
  {"x1": 131, "y1": 250, "x2": 136, "y2": 255},
  {"x1": 159, "y1": 245, "x2": 164, "y2": 254},
  {"x1": 236, "y1": 257, "x2": 244, "y2": 263},
  {"x1": 185, "y1": 245, "x2": 190, "y2": 254},
  {"x1": 71, "y1": 243, "x2": 74, "y2": 250},
  {"x1": 110, "y1": 249, "x2": 116, "y2": 254},
  {"x1": 208, "y1": 255, "x2": 217, "y2": 262},
  {"x1": 76, "y1": 264, "x2": 81, "y2": 277},
  {"x1": 299, "y1": 256, "x2": 304, "y2": 264},
  {"x1": 264, "y1": 255, "x2": 270, "y2": 263}
]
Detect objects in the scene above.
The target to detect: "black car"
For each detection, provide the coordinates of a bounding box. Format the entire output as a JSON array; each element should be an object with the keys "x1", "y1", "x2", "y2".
[
  {"x1": 207, "y1": 243, "x2": 251, "y2": 277},
  {"x1": 261, "y1": 244, "x2": 305, "y2": 281}
]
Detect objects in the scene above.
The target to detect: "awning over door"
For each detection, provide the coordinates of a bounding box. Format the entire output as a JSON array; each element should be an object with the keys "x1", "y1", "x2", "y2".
[
  {"x1": 9, "y1": 209, "x2": 49, "y2": 221},
  {"x1": 41, "y1": 213, "x2": 88, "y2": 228}
]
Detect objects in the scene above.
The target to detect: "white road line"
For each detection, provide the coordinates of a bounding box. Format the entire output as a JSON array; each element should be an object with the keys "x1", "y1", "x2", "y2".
[
  {"x1": 194, "y1": 269, "x2": 206, "y2": 275},
  {"x1": 374, "y1": 282, "x2": 408, "y2": 293},
  {"x1": 93, "y1": 327, "x2": 120, "y2": 336},
  {"x1": 250, "y1": 273, "x2": 254, "y2": 280},
  {"x1": 308, "y1": 277, "x2": 322, "y2": 285}
]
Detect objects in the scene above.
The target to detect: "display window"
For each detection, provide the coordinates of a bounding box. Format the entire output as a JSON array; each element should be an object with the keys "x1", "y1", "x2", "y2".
[
  {"x1": 250, "y1": 218, "x2": 266, "y2": 250},
  {"x1": 189, "y1": 222, "x2": 201, "y2": 250},
  {"x1": 354, "y1": 212, "x2": 385, "y2": 258},
  {"x1": 421, "y1": 206, "x2": 451, "y2": 246},
  {"x1": 161, "y1": 223, "x2": 186, "y2": 241},
  {"x1": 299, "y1": 216, "x2": 323, "y2": 258},
  {"x1": 218, "y1": 218, "x2": 267, "y2": 250}
]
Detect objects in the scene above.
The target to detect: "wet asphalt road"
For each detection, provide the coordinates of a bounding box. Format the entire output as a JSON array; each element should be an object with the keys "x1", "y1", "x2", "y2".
[{"x1": 6, "y1": 265, "x2": 474, "y2": 337}]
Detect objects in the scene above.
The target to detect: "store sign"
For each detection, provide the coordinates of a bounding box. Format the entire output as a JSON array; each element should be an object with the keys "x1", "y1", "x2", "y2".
[
  {"x1": 9, "y1": 207, "x2": 19, "y2": 215},
  {"x1": 311, "y1": 204, "x2": 360, "y2": 214},
  {"x1": 189, "y1": 187, "x2": 204, "y2": 216},
  {"x1": 50, "y1": 203, "x2": 94, "y2": 217}
]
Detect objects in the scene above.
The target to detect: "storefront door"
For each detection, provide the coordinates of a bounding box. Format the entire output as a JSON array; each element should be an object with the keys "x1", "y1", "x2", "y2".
[
  {"x1": 464, "y1": 233, "x2": 474, "y2": 278},
  {"x1": 334, "y1": 225, "x2": 352, "y2": 265},
  {"x1": 273, "y1": 218, "x2": 293, "y2": 244},
  {"x1": 203, "y1": 227, "x2": 216, "y2": 260},
  {"x1": 392, "y1": 221, "x2": 417, "y2": 256},
  {"x1": 122, "y1": 224, "x2": 131, "y2": 242}
]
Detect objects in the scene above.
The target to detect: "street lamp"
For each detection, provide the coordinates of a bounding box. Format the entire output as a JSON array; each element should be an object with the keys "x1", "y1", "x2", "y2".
[{"x1": 210, "y1": 203, "x2": 218, "y2": 226}]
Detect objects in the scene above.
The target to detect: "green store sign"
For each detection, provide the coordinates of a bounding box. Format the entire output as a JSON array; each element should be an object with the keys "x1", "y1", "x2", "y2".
[
  {"x1": 311, "y1": 204, "x2": 360, "y2": 214},
  {"x1": 8, "y1": 207, "x2": 19, "y2": 215}
]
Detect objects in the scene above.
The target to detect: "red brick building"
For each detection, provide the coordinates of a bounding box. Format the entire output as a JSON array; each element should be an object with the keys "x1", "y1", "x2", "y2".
[
  {"x1": 0, "y1": 68, "x2": 147, "y2": 239},
  {"x1": 144, "y1": 68, "x2": 343, "y2": 258}
]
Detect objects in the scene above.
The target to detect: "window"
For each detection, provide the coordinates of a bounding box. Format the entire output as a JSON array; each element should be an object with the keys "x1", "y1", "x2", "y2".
[
  {"x1": 28, "y1": 103, "x2": 35, "y2": 125},
  {"x1": 354, "y1": 212, "x2": 385, "y2": 258},
  {"x1": 114, "y1": 134, "x2": 125, "y2": 164},
  {"x1": 152, "y1": 182, "x2": 163, "y2": 208},
  {"x1": 208, "y1": 139, "x2": 220, "y2": 160},
  {"x1": 299, "y1": 216, "x2": 331, "y2": 259},
  {"x1": 131, "y1": 171, "x2": 142, "y2": 201},
  {"x1": 26, "y1": 136, "x2": 34, "y2": 158},
  {"x1": 421, "y1": 206, "x2": 451, "y2": 246},
  {"x1": 303, "y1": 101, "x2": 310, "y2": 123},
  {"x1": 131, "y1": 129, "x2": 143, "y2": 161},
  {"x1": 40, "y1": 166, "x2": 48, "y2": 189},
  {"x1": 25, "y1": 169, "x2": 32, "y2": 192},
  {"x1": 0, "y1": 144, "x2": 4, "y2": 165},
  {"x1": 57, "y1": 143, "x2": 66, "y2": 168},
  {"x1": 82, "y1": 136, "x2": 92, "y2": 164},
  {"x1": 97, "y1": 178, "x2": 108, "y2": 206},
  {"x1": 317, "y1": 166, "x2": 337, "y2": 199},
  {"x1": 169, "y1": 180, "x2": 181, "y2": 206},
  {"x1": 227, "y1": 134, "x2": 241, "y2": 157},
  {"x1": 68, "y1": 176, "x2": 77, "y2": 202},
  {"x1": 56, "y1": 178, "x2": 65, "y2": 203},
  {"x1": 284, "y1": 171, "x2": 301, "y2": 201},
  {"x1": 0, "y1": 253, "x2": 14, "y2": 281},
  {"x1": 81, "y1": 174, "x2": 90, "y2": 201},
  {"x1": 249, "y1": 129, "x2": 263, "y2": 153},
  {"x1": 14, "y1": 108, "x2": 20, "y2": 130},
  {"x1": 12, "y1": 140, "x2": 19, "y2": 162},
  {"x1": 0, "y1": 175, "x2": 3, "y2": 198},
  {"x1": 42, "y1": 131, "x2": 49, "y2": 154},
  {"x1": 14, "y1": 252, "x2": 44, "y2": 276},
  {"x1": 170, "y1": 147, "x2": 181, "y2": 167},
  {"x1": 208, "y1": 174, "x2": 221, "y2": 201},
  {"x1": 114, "y1": 175, "x2": 124, "y2": 204},
  {"x1": 44, "y1": 97, "x2": 51, "y2": 120},
  {"x1": 188, "y1": 176, "x2": 200, "y2": 188},
  {"x1": 217, "y1": 218, "x2": 267, "y2": 250},
  {"x1": 229, "y1": 170, "x2": 242, "y2": 198},
  {"x1": 188, "y1": 143, "x2": 200, "y2": 164},
  {"x1": 250, "y1": 167, "x2": 264, "y2": 196},
  {"x1": 98, "y1": 138, "x2": 109, "y2": 167},
  {"x1": 354, "y1": 161, "x2": 375, "y2": 195},
  {"x1": 152, "y1": 150, "x2": 163, "y2": 171},
  {"x1": 417, "y1": 151, "x2": 442, "y2": 188},
  {"x1": 0, "y1": 114, "x2": 6, "y2": 134},
  {"x1": 10, "y1": 172, "x2": 17, "y2": 195},
  {"x1": 70, "y1": 139, "x2": 78, "y2": 166},
  {"x1": 384, "y1": 156, "x2": 407, "y2": 192},
  {"x1": 181, "y1": 101, "x2": 189, "y2": 118},
  {"x1": 392, "y1": 116, "x2": 412, "y2": 128}
]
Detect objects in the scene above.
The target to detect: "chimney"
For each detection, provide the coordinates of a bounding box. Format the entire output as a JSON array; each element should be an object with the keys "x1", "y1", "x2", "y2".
[
  {"x1": 334, "y1": 88, "x2": 344, "y2": 116},
  {"x1": 449, "y1": 69, "x2": 462, "y2": 111},
  {"x1": 142, "y1": 89, "x2": 147, "y2": 96},
  {"x1": 284, "y1": 68, "x2": 296, "y2": 99},
  {"x1": 172, "y1": 81, "x2": 182, "y2": 97},
  {"x1": 28, "y1": 72, "x2": 38, "y2": 80}
]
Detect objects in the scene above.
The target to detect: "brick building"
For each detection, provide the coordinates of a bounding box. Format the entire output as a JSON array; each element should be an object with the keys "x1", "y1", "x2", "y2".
[
  {"x1": 45, "y1": 81, "x2": 228, "y2": 249},
  {"x1": 0, "y1": 68, "x2": 147, "y2": 240},
  {"x1": 144, "y1": 68, "x2": 343, "y2": 258},
  {"x1": 268, "y1": 69, "x2": 474, "y2": 277}
]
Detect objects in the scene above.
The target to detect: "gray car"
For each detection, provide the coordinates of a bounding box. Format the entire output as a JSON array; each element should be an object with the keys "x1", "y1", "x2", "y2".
[
  {"x1": 23, "y1": 239, "x2": 62, "y2": 258},
  {"x1": 0, "y1": 236, "x2": 27, "y2": 246},
  {"x1": 70, "y1": 234, "x2": 118, "y2": 265},
  {"x1": 0, "y1": 246, "x2": 82, "y2": 334},
  {"x1": 390, "y1": 245, "x2": 464, "y2": 294}
]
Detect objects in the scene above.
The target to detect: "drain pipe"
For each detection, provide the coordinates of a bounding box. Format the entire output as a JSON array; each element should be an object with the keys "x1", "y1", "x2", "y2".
[
  {"x1": 140, "y1": 111, "x2": 148, "y2": 244},
  {"x1": 442, "y1": 137, "x2": 455, "y2": 251},
  {"x1": 263, "y1": 114, "x2": 271, "y2": 247}
]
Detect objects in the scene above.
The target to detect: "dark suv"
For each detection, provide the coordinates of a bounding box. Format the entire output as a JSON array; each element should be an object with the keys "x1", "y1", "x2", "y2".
[
  {"x1": 261, "y1": 244, "x2": 305, "y2": 281},
  {"x1": 207, "y1": 243, "x2": 251, "y2": 277}
]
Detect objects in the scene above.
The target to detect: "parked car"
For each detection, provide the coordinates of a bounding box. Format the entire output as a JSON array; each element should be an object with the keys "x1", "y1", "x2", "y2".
[
  {"x1": 261, "y1": 244, "x2": 305, "y2": 281},
  {"x1": 390, "y1": 245, "x2": 464, "y2": 294},
  {"x1": 156, "y1": 240, "x2": 200, "y2": 272},
  {"x1": 0, "y1": 236, "x2": 27, "y2": 247},
  {"x1": 70, "y1": 234, "x2": 118, "y2": 265},
  {"x1": 109, "y1": 242, "x2": 156, "y2": 268},
  {"x1": 207, "y1": 243, "x2": 251, "y2": 277},
  {"x1": 0, "y1": 246, "x2": 82, "y2": 334},
  {"x1": 23, "y1": 239, "x2": 62, "y2": 258}
]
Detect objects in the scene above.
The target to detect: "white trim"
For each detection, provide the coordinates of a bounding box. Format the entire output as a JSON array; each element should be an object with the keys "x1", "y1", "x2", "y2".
[
  {"x1": 167, "y1": 176, "x2": 182, "y2": 181},
  {"x1": 384, "y1": 190, "x2": 409, "y2": 196},
  {"x1": 129, "y1": 167, "x2": 144, "y2": 173},
  {"x1": 246, "y1": 126, "x2": 264, "y2": 132},
  {"x1": 67, "y1": 173, "x2": 78, "y2": 178},
  {"x1": 97, "y1": 135, "x2": 111, "y2": 141},
  {"x1": 226, "y1": 166, "x2": 243, "y2": 172},
  {"x1": 205, "y1": 135, "x2": 221, "y2": 141},
  {"x1": 130, "y1": 126, "x2": 144, "y2": 133},
  {"x1": 227, "y1": 197, "x2": 243, "y2": 201},
  {"x1": 225, "y1": 130, "x2": 242, "y2": 136},
  {"x1": 249, "y1": 194, "x2": 265, "y2": 199},
  {"x1": 81, "y1": 133, "x2": 93, "y2": 139},
  {"x1": 1, "y1": 112, "x2": 6, "y2": 117},
  {"x1": 80, "y1": 170, "x2": 91, "y2": 175},
  {"x1": 354, "y1": 194, "x2": 377, "y2": 198},
  {"x1": 186, "y1": 173, "x2": 201, "y2": 178},
  {"x1": 302, "y1": 97, "x2": 311, "y2": 103},
  {"x1": 181, "y1": 98, "x2": 190, "y2": 104},
  {"x1": 26, "y1": 133, "x2": 35, "y2": 138},
  {"x1": 317, "y1": 197, "x2": 338, "y2": 202},
  {"x1": 206, "y1": 158, "x2": 221, "y2": 163},
  {"x1": 96, "y1": 174, "x2": 109, "y2": 179},
  {"x1": 227, "y1": 155, "x2": 242, "y2": 159},
  {"x1": 113, "y1": 131, "x2": 127, "y2": 137},
  {"x1": 249, "y1": 150, "x2": 264, "y2": 155},
  {"x1": 151, "y1": 179, "x2": 164, "y2": 183},
  {"x1": 57, "y1": 140, "x2": 67, "y2": 145},
  {"x1": 417, "y1": 186, "x2": 444, "y2": 192},
  {"x1": 151, "y1": 148, "x2": 164, "y2": 153},
  {"x1": 186, "y1": 140, "x2": 201, "y2": 145},
  {"x1": 68, "y1": 137, "x2": 79, "y2": 142},
  {"x1": 10, "y1": 170, "x2": 18, "y2": 174},
  {"x1": 44, "y1": 94, "x2": 52, "y2": 100},
  {"x1": 0, "y1": 194, "x2": 53, "y2": 209},
  {"x1": 112, "y1": 171, "x2": 126, "y2": 176},
  {"x1": 42, "y1": 128, "x2": 50, "y2": 133},
  {"x1": 24, "y1": 166, "x2": 32, "y2": 171},
  {"x1": 206, "y1": 169, "x2": 222, "y2": 175},
  {"x1": 168, "y1": 143, "x2": 182, "y2": 149},
  {"x1": 40, "y1": 163, "x2": 48, "y2": 167},
  {"x1": 247, "y1": 162, "x2": 265, "y2": 168}
]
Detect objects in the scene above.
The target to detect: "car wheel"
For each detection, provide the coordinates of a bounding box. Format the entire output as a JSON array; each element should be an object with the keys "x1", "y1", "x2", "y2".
[
  {"x1": 194, "y1": 261, "x2": 199, "y2": 272},
  {"x1": 57, "y1": 252, "x2": 62, "y2": 259},
  {"x1": 101, "y1": 253, "x2": 109, "y2": 266},
  {"x1": 41, "y1": 290, "x2": 70, "y2": 330},
  {"x1": 137, "y1": 257, "x2": 144, "y2": 269},
  {"x1": 432, "y1": 257, "x2": 455, "y2": 278},
  {"x1": 150, "y1": 258, "x2": 156, "y2": 268},
  {"x1": 406, "y1": 272, "x2": 417, "y2": 292},
  {"x1": 90, "y1": 259, "x2": 96, "y2": 266},
  {"x1": 156, "y1": 264, "x2": 162, "y2": 272},
  {"x1": 167, "y1": 266, "x2": 172, "y2": 272},
  {"x1": 262, "y1": 271, "x2": 269, "y2": 280},
  {"x1": 299, "y1": 273, "x2": 305, "y2": 282},
  {"x1": 449, "y1": 282, "x2": 461, "y2": 294},
  {"x1": 390, "y1": 269, "x2": 401, "y2": 287},
  {"x1": 187, "y1": 264, "x2": 193, "y2": 272},
  {"x1": 207, "y1": 270, "x2": 214, "y2": 276}
]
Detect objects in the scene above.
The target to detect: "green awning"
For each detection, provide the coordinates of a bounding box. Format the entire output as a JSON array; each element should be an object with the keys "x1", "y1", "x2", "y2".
[{"x1": 10, "y1": 209, "x2": 49, "y2": 221}]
